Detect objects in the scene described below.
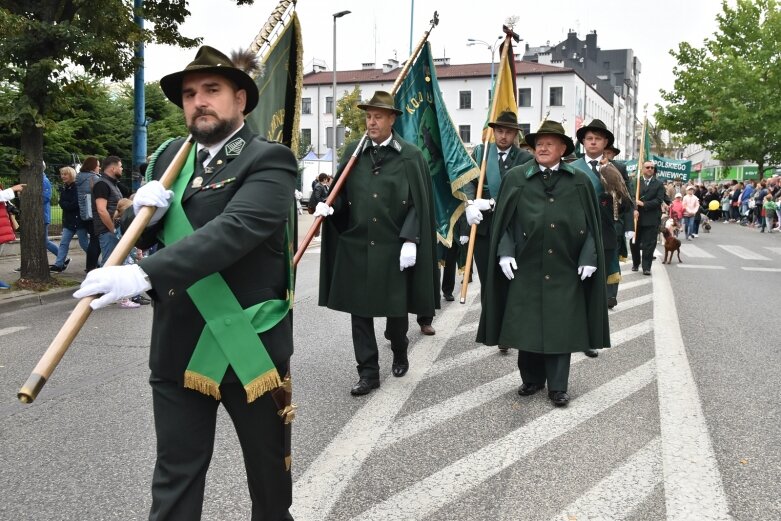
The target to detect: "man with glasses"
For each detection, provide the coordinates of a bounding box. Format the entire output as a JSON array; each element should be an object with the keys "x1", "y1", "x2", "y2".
[{"x1": 630, "y1": 161, "x2": 665, "y2": 275}]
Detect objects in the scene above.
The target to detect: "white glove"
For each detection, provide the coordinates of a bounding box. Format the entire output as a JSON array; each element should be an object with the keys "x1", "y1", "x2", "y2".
[
  {"x1": 470, "y1": 198, "x2": 494, "y2": 211},
  {"x1": 499, "y1": 256, "x2": 517, "y2": 280},
  {"x1": 465, "y1": 204, "x2": 483, "y2": 226},
  {"x1": 313, "y1": 202, "x2": 333, "y2": 218},
  {"x1": 624, "y1": 231, "x2": 635, "y2": 240},
  {"x1": 399, "y1": 242, "x2": 417, "y2": 270},
  {"x1": 459, "y1": 235, "x2": 469, "y2": 245},
  {"x1": 578, "y1": 265, "x2": 597, "y2": 281},
  {"x1": 133, "y1": 180, "x2": 174, "y2": 226},
  {"x1": 73, "y1": 264, "x2": 152, "y2": 310}
]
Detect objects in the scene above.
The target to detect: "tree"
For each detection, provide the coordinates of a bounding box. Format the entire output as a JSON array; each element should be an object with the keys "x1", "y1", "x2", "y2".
[
  {"x1": 656, "y1": 0, "x2": 781, "y2": 181},
  {"x1": 336, "y1": 86, "x2": 366, "y2": 158},
  {"x1": 0, "y1": 0, "x2": 254, "y2": 282}
]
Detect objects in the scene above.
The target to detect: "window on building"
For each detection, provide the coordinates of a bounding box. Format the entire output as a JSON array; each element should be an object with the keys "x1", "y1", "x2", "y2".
[
  {"x1": 459, "y1": 90, "x2": 472, "y2": 109},
  {"x1": 549, "y1": 86, "x2": 563, "y2": 106},
  {"x1": 325, "y1": 126, "x2": 346, "y2": 149},
  {"x1": 325, "y1": 96, "x2": 333, "y2": 114},
  {"x1": 300, "y1": 128, "x2": 311, "y2": 149},
  {"x1": 302, "y1": 97, "x2": 312, "y2": 115},
  {"x1": 520, "y1": 124, "x2": 531, "y2": 137},
  {"x1": 459, "y1": 125, "x2": 471, "y2": 143},
  {"x1": 518, "y1": 88, "x2": 532, "y2": 107}
]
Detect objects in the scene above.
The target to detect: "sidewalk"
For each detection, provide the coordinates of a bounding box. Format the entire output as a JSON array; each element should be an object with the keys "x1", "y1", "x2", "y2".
[{"x1": 0, "y1": 213, "x2": 319, "y2": 314}]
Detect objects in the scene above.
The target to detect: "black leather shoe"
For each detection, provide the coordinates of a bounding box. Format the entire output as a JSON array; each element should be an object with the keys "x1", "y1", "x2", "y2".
[
  {"x1": 607, "y1": 296, "x2": 617, "y2": 309},
  {"x1": 631, "y1": 266, "x2": 639, "y2": 272},
  {"x1": 584, "y1": 349, "x2": 599, "y2": 358},
  {"x1": 350, "y1": 378, "x2": 380, "y2": 396},
  {"x1": 498, "y1": 345, "x2": 509, "y2": 354},
  {"x1": 518, "y1": 383, "x2": 545, "y2": 396},
  {"x1": 392, "y1": 353, "x2": 409, "y2": 377},
  {"x1": 420, "y1": 324, "x2": 436, "y2": 335},
  {"x1": 443, "y1": 293, "x2": 455, "y2": 302},
  {"x1": 548, "y1": 391, "x2": 570, "y2": 406},
  {"x1": 643, "y1": 270, "x2": 651, "y2": 276}
]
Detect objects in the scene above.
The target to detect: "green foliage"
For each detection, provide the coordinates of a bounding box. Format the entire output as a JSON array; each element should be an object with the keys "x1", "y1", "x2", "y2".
[
  {"x1": 656, "y1": 0, "x2": 781, "y2": 178},
  {"x1": 336, "y1": 85, "x2": 366, "y2": 157}
]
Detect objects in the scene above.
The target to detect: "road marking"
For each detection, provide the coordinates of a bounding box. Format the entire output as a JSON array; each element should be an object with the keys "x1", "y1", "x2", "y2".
[
  {"x1": 454, "y1": 319, "x2": 478, "y2": 336},
  {"x1": 349, "y1": 361, "x2": 656, "y2": 521},
  {"x1": 551, "y1": 437, "x2": 662, "y2": 521},
  {"x1": 675, "y1": 264, "x2": 726, "y2": 270},
  {"x1": 380, "y1": 320, "x2": 652, "y2": 449},
  {"x1": 718, "y1": 244, "x2": 770, "y2": 260},
  {"x1": 680, "y1": 244, "x2": 715, "y2": 258},
  {"x1": 612, "y1": 293, "x2": 652, "y2": 312},
  {"x1": 653, "y1": 255, "x2": 732, "y2": 520},
  {"x1": 427, "y1": 346, "x2": 498, "y2": 377},
  {"x1": 764, "y1": 246, "x2": 781, "y2": 256},
  {"x1": 742, "y1": 267, "x2": 781, "y2": 273},
  {"x1": 618, "y1": 278, "x2": 652, "y2": 291},
  {"x1": 291, "y1": 294, "x2": 477, "y2": 521},
  {"x1": 0, "y1": 326, "x2": 28, "y2": 337}
]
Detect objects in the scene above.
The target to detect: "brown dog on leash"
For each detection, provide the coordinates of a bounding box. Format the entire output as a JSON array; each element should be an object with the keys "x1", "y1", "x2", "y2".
[{"x1": 661, "y1": 227, "x2": 682, "y2": 264}]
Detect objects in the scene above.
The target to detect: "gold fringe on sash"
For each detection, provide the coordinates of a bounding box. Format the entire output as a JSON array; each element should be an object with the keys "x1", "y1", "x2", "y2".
[
  {"x1": 244, "y1": 369, "x2": 283, "y2": 403},
  {"x1": 607, "y1": 272, "x2": 622, "y2": 285},
  {"x1": 618, "y1": 255, "x2": 628, "y2": 262},
  {"x1": 184, "y1": 370, "x2": 222, "y2": 400}
]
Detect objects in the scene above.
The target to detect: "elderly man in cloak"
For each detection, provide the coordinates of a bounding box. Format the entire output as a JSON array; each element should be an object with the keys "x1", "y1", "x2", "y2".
[
  {"x1": 476, "y1": 121, "x2": 610, "y2": 407},
  {"x1": 315, "y1": 91, "x2": 437, "y2": 396}
]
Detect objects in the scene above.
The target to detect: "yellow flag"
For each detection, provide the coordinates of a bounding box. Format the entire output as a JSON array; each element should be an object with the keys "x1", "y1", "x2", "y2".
[{"x1": 483, "y1": 35, "x2": 517, "y2": 142}]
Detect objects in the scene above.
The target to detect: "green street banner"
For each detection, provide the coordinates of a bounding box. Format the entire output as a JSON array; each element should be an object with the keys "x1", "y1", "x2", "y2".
[
  {"x1": 393, "y1": 42, "x2": 479, "y2": 247},
  {"x1": 245, "y1": 12, "x2": 303, "y2": 153},
  {"x1": 627, "y1": 155, "x2": 692, "y2": 181}
]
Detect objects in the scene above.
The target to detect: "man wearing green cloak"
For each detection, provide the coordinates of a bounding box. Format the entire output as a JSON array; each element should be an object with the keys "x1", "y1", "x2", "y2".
[
  {"x1": 316, "y1": 91, "x2": 437, "y2": 396},
  {"x1": 476, "y1": 121, "x2": 611, "y2": 407}
]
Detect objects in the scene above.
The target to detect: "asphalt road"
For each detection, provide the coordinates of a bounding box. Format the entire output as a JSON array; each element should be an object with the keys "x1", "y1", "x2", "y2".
[{"x1": 1, "y1": 221, "x2": 779, "y2": 520}]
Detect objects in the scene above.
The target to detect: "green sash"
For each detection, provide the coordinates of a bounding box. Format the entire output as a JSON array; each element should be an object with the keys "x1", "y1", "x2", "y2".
[
  {"x1": 475, "y1": 143, "x2": 502, "y2": 198},
  {"x1": 160, "y1": 145, "x2": 293, "y2": 402}
]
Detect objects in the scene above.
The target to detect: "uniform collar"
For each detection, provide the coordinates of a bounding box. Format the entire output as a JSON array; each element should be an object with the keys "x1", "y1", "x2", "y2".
[
  {"x1": 197, "y1": 123, "x2": 246, "y2": 164},
  {"x1": 363, "y1": 132, "x2": 403, "y2": 153},
  {"x1": 525, "y1": 161, "x2": 569, "y2": 178}
]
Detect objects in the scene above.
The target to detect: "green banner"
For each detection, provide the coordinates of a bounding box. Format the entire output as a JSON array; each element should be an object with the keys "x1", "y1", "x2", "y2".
[
  {"x1": 626, "y1": 155, "x2": 691, "y2": 182},
  {"x1": 245, "y1": 13, "x2": 303, "y2": 153},
  {"x1": 393, "y1": 42, "x2": 479, "y2": 247}
]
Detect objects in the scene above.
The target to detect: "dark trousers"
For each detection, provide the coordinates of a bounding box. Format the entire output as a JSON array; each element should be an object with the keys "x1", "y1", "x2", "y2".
[
  {"x1": 517, "y1": 352, "x2": 572, "y2": 392},
  {"x1": 441, "y1": 240, "x2": 460, "y2": 296},
  {"x1": 149, "y1": 377, "x2": 292, "y2": 521},
  {"x1": 472, "y1": 231, "x2": 491, "y2": 285},
  {"x1": 85, "y1": 223, "x2": 101, "y2": 271},
  {"x1": 351, "y1": 315, "x2": 408, "y2": 380},
  {"x1": 630, "y1": 224, "x2": 657, "y2": 271}
]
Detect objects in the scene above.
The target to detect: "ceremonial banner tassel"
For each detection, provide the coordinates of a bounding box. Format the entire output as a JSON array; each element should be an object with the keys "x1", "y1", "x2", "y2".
[
  {"x1": 294, "y1": 11, "x2": 441, "y2": 266},
  {"x1": 460, "y1": 26, "x2": 519, "y2": 304},
  {"x1": 18, "y1": 137, "x2": 195, "y2": 404}
]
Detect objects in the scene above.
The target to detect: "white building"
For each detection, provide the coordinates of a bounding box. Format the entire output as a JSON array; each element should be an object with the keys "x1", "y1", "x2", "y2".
[{"x1": 299, "y1": 57, "x2": 625, "y2": 174}]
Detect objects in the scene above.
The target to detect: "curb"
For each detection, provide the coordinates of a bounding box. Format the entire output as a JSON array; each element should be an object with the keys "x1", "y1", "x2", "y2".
[{"x1": 0, "y1": 286, "x2": 76, "y2": 314}]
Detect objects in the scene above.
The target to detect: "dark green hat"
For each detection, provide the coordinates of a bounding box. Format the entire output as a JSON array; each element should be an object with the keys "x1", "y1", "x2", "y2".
[
  {"x1": 357, "y1": 91, "x2": 402, "y2": 115},
  {"x1": 488, "y1": 111, "x2": 523, "y2": 132},
  {"x1": 160, "y1": 45, "x2": 259, "y2": 115},
  {"x1": 576, "y1": 119, "x2": 615, "y2": 147},
  {"x1": 607, "y1": 144, "x2": 621, "y2": 155},
  {"x1": 525, "y1": 120, "x2": 575, "y2": 156}
]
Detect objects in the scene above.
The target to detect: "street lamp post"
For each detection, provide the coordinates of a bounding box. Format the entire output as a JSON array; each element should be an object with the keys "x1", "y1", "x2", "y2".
[
  {"x1": 467, "y1": 36, "x2": 503, "y2": 99},
  {"x1": 332, "y1": 10, "x2": 351, "y2": 176}
]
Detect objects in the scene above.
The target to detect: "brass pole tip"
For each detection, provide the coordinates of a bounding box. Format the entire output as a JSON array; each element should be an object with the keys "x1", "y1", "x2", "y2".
[
  {"x1": 17, "y1": 393, "x2": 32, "y2": 404},
  {"x1": 17, "y1": 373, "x2": 46, "y2": 404},
  {"x1": 459, "y1": 298, "x2": 466, "y2": 304}
]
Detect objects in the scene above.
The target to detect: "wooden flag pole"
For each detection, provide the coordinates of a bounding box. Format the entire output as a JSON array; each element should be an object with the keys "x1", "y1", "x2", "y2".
[
  {"x1": 633, "y1": 117, "x2": 648, "y2": 242},
  {"x1": 294, "y1": 11, "x2": 440, "y2": 266}
]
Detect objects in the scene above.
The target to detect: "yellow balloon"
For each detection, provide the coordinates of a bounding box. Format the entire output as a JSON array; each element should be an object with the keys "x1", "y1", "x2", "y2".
[{"x1": 708, "y1": 200, "x2": 720, "y2": 211}]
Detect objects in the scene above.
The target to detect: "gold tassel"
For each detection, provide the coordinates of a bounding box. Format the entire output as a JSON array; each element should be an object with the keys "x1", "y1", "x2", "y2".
[
  {"x1": 284, "y1": 455, "x2": 292, "y2": 472},
  {"x1": 607, "y1": 272, "x2": 622, "y2": 284},
  {"x1": 618, "y1": 255, "x2": 628, "y2": 262},
  {"x1": 184, "y1": 370, "x2": 222, "y2": 400},
  {"x1": 244, "y1": 369, "x2": 283, "y2": 403}
]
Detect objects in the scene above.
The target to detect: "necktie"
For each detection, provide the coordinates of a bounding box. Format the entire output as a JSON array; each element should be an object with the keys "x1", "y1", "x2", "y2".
[
  {"x1": 589, "y1": 160, "x2": 599, "y2": 175},
  {"x1": 498, "y1": 151, "x2": 506, "y2": 164},
  {"x1": 195, "y1": 148, "x2": 210, "y2": 177}
]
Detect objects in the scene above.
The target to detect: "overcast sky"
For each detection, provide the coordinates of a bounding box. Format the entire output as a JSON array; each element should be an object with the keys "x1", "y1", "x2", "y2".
[{"x1": 143, "y1": 0, "x2": 727, "y2": 117}]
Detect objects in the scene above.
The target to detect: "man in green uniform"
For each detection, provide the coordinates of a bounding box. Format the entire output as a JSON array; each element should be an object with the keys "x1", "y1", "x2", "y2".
[
  {"x1": 630, "y1": 161, "x2": 666, "y2": 275},
  {"x1": 462, "y1": 111, "x2": 533, "y2": 287},
  {"x1": 316, "y1": 91, "x2": 437, "y2": 396},
  {"x1": 74, "y1": 46, "x2": 297, "y2": 520},
  {"x1": 571, "y1": 119, "x2": 634, "y2": 341},
  {"x1": 476, "y1": 121, "x2": 610, "y2": 407}
]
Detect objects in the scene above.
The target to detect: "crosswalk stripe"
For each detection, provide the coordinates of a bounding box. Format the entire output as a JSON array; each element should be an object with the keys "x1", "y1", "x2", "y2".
[
  {"x1": 380, "y1": 320, "x2": 653, "y2": 449},
  {"x1": 291, "y1": 294, "x2": 477, "y2": 521},
  {"x1": 426, "y1": 345, "x2": 497, "y2": 378},
  {"x1": 653, "y1": 255, "x2": 732, "y2": 520},
  {"x1": 718, "y1": 244, "x2": 770, "y2": 260},
  {"x1": 742, "y1": 267, "x2": 781, "y2": 272},
  {"x1": 612, "y1": 293, "x2": 652, "y2": 311},
  {"x1": 349, "y1": 361, "x2": 656, "y2": 521},
  {"x1": 679, "y1": 243, "x2": 715, "y2": 258},
  {"x1": 551, "y1": 437, "x2": 663, "y2": 521},
  {"x1": 454, "y1": 319, "x2": 478, "y2": 336},
  {"x1": 764, "y1": 246, "x2": 781, "y2": 256},
  {"x1": 0, "y1": 326, "x2": 28, "y2": 337},
  {"x1": 618, "y1": 278, "x2": 652, "y2": 291},
  {"x1": 676, "y1": 264, "x2": 726, "y2": 270}
]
